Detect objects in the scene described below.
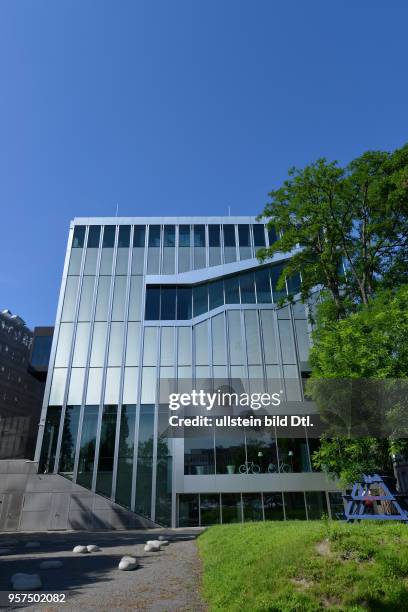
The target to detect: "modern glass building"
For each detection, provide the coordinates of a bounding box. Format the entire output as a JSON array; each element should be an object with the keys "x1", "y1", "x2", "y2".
[{"x1": 35, "y1": 217, "x2": 342, "y2": 527}]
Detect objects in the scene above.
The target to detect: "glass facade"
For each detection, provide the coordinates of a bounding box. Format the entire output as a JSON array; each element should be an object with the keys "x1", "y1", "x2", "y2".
[{"x1": 37, "y1": 217, "x2": 337, "y2": 527}]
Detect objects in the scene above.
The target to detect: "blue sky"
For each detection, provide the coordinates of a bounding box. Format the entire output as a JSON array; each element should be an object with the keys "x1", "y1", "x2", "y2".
[{"x1": 1, "y1": 1, "x2": 407, "y2": 327}]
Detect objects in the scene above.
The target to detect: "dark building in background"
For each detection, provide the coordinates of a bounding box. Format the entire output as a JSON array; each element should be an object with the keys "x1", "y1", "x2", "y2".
[
  {"x1": 0, "y1": 310, "x2": 52, "y2": 460},
  {"x1": 29, "y1": 327, "x2": 53, "y2": 382}
]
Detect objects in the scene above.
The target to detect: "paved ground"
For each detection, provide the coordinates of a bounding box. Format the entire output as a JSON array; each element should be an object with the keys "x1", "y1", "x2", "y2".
[{"x1": 0, "y1": 529, "x2": 207, "y2": 611}]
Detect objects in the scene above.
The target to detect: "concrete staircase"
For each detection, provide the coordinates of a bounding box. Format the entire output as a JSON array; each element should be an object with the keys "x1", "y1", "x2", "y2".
[{"x1": 0, "y1": 460, "x2": 159, "y2": 532}]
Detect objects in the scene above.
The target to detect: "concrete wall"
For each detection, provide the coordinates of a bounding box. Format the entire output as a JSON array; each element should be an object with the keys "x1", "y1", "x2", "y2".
[{"x1": 0, "y1": 460, "x2": 158, "y2": 532}]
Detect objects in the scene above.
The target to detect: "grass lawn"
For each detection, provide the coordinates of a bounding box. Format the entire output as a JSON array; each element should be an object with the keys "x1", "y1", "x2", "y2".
[{"x1": 197, "y1": 520, "x2": 408, "y2": 611}]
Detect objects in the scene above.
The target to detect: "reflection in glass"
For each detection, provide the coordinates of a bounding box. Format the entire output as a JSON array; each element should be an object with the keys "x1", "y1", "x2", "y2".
[
  {"x1": 103, "y1": 225, "x2": 116, "y2": 247},
  {"x1": 87, "y1": 225, "x2": 101, "y2": 248},
  {"x1": 253, "y1": 224, "x2": 266, "y2": 247},
  {"x1": 148, "y1": 225, "x2": 160, "y2": 247},
  {"x1": 72, "y1": 322, "x2": 90, "y2": 367},
  {"x1": 184, "y1": 427, "x2": 215, "y2": 475},
  {"x1": 72, "y1": 225, "x2": 85, "y2": 248},
  {"x1": 277, "y1": 438, "x2": 310, "y2": 472},
  {"x1": 68, "y1": 249, "x2": 82, "y2": 275},
  {"x1": 135, "y1": 405, "x2": 154, "y2": 517},
  {"x1": 96, "y1": 404, "x2": 118, "y2": 497},
  {"x1": 200, "y1": 494, "x2": 221, "y2": 525},
  {"x1": 100, "y1": 248, "x2": 114, "y2": 275},
  {"x1": 128, "y1": 276, "x2": 143, "y2": 321},
  {"x1": 161, "y1": 287, "x2": 176, "y2": 320},
  {"x1": 263, "y1": 493, "x2": 284, "y2": 520},
  {"x1": 284, "y1": 492, "x2": 306, "y2": 520},
  {"x1": 179, "y1": 494, "x2": 199, "y2": 527},
  {"x1": 306, "y1": 491, "x2": 327, "y2": 519},
  {"x1": 221, "y1": 493, "x2": 242, "y2": 524},
  {"x1": 108, "y1": 322, "x2": 124, "y2": 366},
  {"x1": 67, "y1": 368, "x2": 85, "y2": 405},
  {"x1": 240, "y1": 272, "x2": 256, "y2": 303},
  {"x1": 39, "y1": 406, "x2": 62, "y2": 473},
  {"x1": 255, "y1": 268, "x2": 272, "y2": 303},
  {"x1": 54, "y1": 323, "x2": 74, "y2": 368},
  {"x1": 155, "y1": 437, "x2": 172, "y2": 526},
  {"x1": 209, "y1": 280, "x2": 223, "y2": 310},
  {"x1": 115, "y1": 404, "x2": 136, "y2": 508},
  {"x1": 49, "y1": 368, "x2": 67, "y2": 405},
  {"x1": 215, "y1": 427, "x2": 245, "y2": 474},
  {"x1": 112, "y1": 276, "x2": 127, "y2": 321},
  {"x1": 133, "y1": 225, "x2": 146, "y2": 247},
  {"x1": 243, "y1": 493, "x2": 263, "y2": 522},
  {"x1": 90, "y1": 322, "x2": 108, "y2": 367},
  {"x1": 177, "y1": 287, "x2": 192, "y2": 320},
  {"x1": 78, "y1": 277, "x2": 95, "y2": 321},
  {"x1": 193, "y1": 284, "x2": 208, "y2": 317},
  {"x1": 61, "y1": 277, "x2": 79, "y2": 322},
  {"x1": 58, "y1": 405, "x2": 81, "y2": 479},
  {"x1": 77, "y1": 405, "x2": 99, "y2": 489}
]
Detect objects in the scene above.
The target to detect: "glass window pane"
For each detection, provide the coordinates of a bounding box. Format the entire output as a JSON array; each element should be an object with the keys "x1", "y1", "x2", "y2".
[
  {"x1": 160, "y1": 327, "x2": 175, "y2": 366},
  {"x1": 135, "y1": 405, "x2": 154, "y2": 517},
  {"x1": 263, "y1": 492, "x2": 284, "y2": 520},
  {"x1": 147, "y1": 247, "x2": 160, "y2": 273},
  {"x1": 112, "y1": 276, "x2": 127, "y2": 321},
  {"x1": 278, "y1": 319, "x2": 296, "y2": 364},
  {"x1": 108, "y1": 322, "x2": 124, "y2": 366},
  {"x1": 72, "y1": 322, "x2": 91, "y2": 367},
  {"x1": 103, "y1": 225, "x2": 116, "y2": 248},
  {"x1": 194, "y1": 247, "x2": 206, "y2": 270},
  {"x1": 132, "y1": 247, "x2": 145, "y2": 274},
  {"x1": 96, "y1": 404, "x2": 118, "y2": 497},
  {"x1": 87, "y1": 225, "x2": 101, "y2": 248},
  {"x1": 261, "y1": 311, "x2": 278, "y2": 364},
  {"x1": 194, "y1": 320, "x2": 208, "y2": 366},
  {"x1": 118, "y1": 225, "x2": 130, "y2": 248},
  {"x1": 178, "y1": 494, "x2": 199, "y2": 527},
  {"x1": 163, "y1": 225, "x2": 175, "y2": 246},
  {"x1": 86, "y1": 368, "x2": 103, "y2": 404},
  {"x1": 161, "y1": 287, "x2": 176, "y2": 320},
  {"x1": 68, "y1": 249, "x2": 83, "y2": 275},
  {"x1": 67, "y1": 368, "x2": 85, "y2": 404},
  {"x1": 162, "y1": 247, "x2": 175, "y2": 274},
  {"x1": 49, "y1": 368, "x2": 67, "y2": 405},
  {"x1": 104, "y1": 367, "x2": 121, "y2": 404},
  {"x1": 72, "y1": 225, "x2": 85, "y2": 248},
  {"x1": 193, "y1": 284, "x2": 208, "y2": 317},
  {"x1": 255, "y1": 269, "x2": 272, "y2": 303},
  {"x1": 208, "y1": 225, "x2": 220, "y2": 247},
  {"x1": 54, "y1": 323, "x2": 74, "y2": 367},
  {"x1": 128, "y1": 276, "x2": 142, "y2": 321},
  {"x1": 178, "y1": 327, "x2": 191, "y2": 366},
  {"x1": 284, "y1": 492, "x2": 306, "y2": 520},
  {"x1": 83, "y1": 248, "x2": 98, "y2": 275},
  {"x1": 90, "y1": 322, "x2": 108, "y2": 367},
  {"x1": 209, "y1": 280, "x2": 224, "y2": 310},
  {"x1": 200, "y1": 494, "x2": 220, "y2": 526},
  {"x1": 123, "y1": 368, "x2": 138, "y2": 404},
  {"x1": 306, "y1": 491, "x2": 328, "y2": 519},
  {"x1": 238, "y1": 224, "x2": 250, "y2": 247},
  {"x1": 133, "y1": 225, "x2": 146, "y2": 247},
  {"x1": 228, "y1": 311, "x2": 244, "y2": 365},
  {"x1": 77, "y1": 405, "x2": 99, "y2": 488},
  {"x1": 243, "y1": 493, "x2": 263, "y2": 522},
  {"x1": 78, "y1": 277, "x2": 95, "y2": 321},
  {"x1": 223, "y1": 225, "x2": 236, "y2": 247},
  {"x1": 115, "y1": 404, "x2": 136, "y2": 508},
  {"x1": 39, "y1": 406, "x2": 62, "y2": 473},
  {"x1": 145, "y1": 287, "x2": 160, "y2": 320},
  {"x1": 253, "y1": 225, "x2": 266, "y2": 247},
  {"x1": 278, "y1": 438, "x2": 310, "y2": 472},
  {"x1": 295, "y1": 319, "x2": 310, "y2": 363},
  {"x1": 221, "y1": 493, "x2": 242, "y2": 524},
  {"x1": 143, "y1": 327, "x2": 158, "y2": 365},
  {"x1": 209, "y1": 246, "x2": 221, "y2": 267},
  {"x1": 125, "y1": 321, "x2": 141, "y2": 366},
  {"x1": 100, "y1": 248, "x2": 114, "y2": 275},
  {"x1": 184, "y1": 427, "x2": 215, "y2": 475},
  {"x1": 58, "y1": 405, "x2": 81, "y2": 480},
  {"x1": 193, "y1": 225, "x2": 205, "y2": 247},
  {"x1": 115, "y1": 248, "x2": 129, "y2": 275},
  {"x1": 178, "y1": 245, "x2": 190, "y2": 272},
  {"x1": 148, "y1": 225, "x2": 161, "y2": 247},
  {"x1": 178, "y1": 225, "x2": 190, "y2": 247},
  {"x1": 245, "y1": 310, "x2": 262, "y2": 365},
  {"x1": 95, "y1": 276, "x2": 111, "y2": 321},
  {"x1": 270, "y1": 264, "x2": 286, "y2": 301},
  {"x1": 212, "y1": 313, "x2": 227, "y2": 366},
  {"x1": 268, "y1": 226, "x2": 278, "y2": 245},
  {"x1": 177, "y1": 287, "x2": 192, "y2": 320},
  {"x1": 225, "y1": 276, "x2": 240, "y2": 304},
  {"x1": 240, "y1": 272, "x2": 256, "y2": 303},
  {"x1": 61, "y1": 276, "x2": 80, "y2": 322}
]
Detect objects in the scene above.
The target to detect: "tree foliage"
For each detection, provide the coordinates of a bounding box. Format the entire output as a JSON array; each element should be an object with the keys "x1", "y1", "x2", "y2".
[{"x1": 258, "y1": 144, "x2": 408, "y2": 317}]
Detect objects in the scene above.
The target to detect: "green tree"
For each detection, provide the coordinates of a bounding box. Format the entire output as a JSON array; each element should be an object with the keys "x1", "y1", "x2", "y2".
[
  {"x1": 308, "y1": 287, "x2": 408, "y2": 484},
  {"x1": 258, "y1": 144, "x2": 408, "y2": 317}
]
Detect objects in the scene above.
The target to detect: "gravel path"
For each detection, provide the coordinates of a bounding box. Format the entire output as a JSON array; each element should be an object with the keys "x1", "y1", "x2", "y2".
[{"x1": 0, "y1": 529, "x2": 207, "y2": 611}]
